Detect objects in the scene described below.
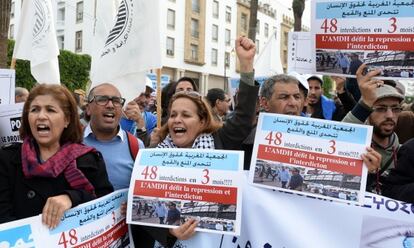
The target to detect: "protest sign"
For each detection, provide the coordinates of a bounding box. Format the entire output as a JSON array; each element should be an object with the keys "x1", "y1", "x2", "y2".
[
  {"x1": 0, "y1": 69, "x2": 15, "y2": 105},
  {"x1": 127, "y1": 148, "x2": 243, "y2": 235},
  {"x1": 147, "y1": 73, "x2": 170, "y2": 90},
  {"x1": 171, "y1": 173, "x2": 414, "y2": 248},
  {"x1": 0, "y1": 190, "x2": 130, "y2": 248},
  {"x1": 312, "y1": 0, "x2": 414, "y2": 79},
  {"x1": 0, "y1": 103, "x2": 23, "y2": 146},
  {"x1": 248, "y1": 113, "x2": 372, "y2": 204},
  {"x1": 288, "y1": 32, "x2": 314, "y2": 74}
]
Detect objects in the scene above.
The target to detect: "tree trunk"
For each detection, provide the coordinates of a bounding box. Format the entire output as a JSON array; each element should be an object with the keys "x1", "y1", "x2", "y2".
[
  {"x1": 0, "y1": 0, "x2": 11, "y2": 68},
  {"x1": 292, "y1": 0, "x2": 305, "y2": 32},
  {"x1": 248, "y1": 0, "x2": 258, "y2": 41}
]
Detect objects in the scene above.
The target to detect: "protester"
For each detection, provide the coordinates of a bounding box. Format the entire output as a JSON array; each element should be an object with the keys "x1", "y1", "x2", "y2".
[
  {"x1": 206, "y1": 88, "x2": 231, "y2": 122},
  {"x1": 342, "y1": 64, "x2": 403, "y2": 193},
  {"x1": 305, "y1": 75, "x2": 348, "y2": 120},
  {"x1": 174, "y1": 77, "x2": 198, "y2": 93},
  {"x1": 0, "y1": 84, "x2": 113, "y2": 228},
  {"x1": 15, "y1": 87, "x2": 29, "y2": 103},
  {"x1": 147, "y1": 36, "x2": 259, "y2": 247},
  {"x1": 346, "y1": 53, "x2": 363, "y2": 101},
  {"x1": 382, "y1": 138, "x2": 414, "y2": 203}
]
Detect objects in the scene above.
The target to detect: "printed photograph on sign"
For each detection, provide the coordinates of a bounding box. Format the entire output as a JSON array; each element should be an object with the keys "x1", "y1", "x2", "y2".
[
  {"x1": 253, "y1": 159, "x2": 360, "y2": 202},
  {"x1": 249, "y1": 113, "x2": 372, "y2": 204},
  {"x1": 127, "y1": 149, "x2": 243, "y2": 235},
  {"x1": 312, "y1": 0, "x2": 414, "y2": 79},
  {"x1": 131, "y1": 197, "x2": 237, "y2": 233}
]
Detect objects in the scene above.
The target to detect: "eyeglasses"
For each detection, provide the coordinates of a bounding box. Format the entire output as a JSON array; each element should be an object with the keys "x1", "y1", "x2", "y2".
[
  {"x1": 372, "y1": 106, "x2": 403, "y2": 114},
  {"x1": 89, "y1": 95, "x2": 126, "y2": 107}
]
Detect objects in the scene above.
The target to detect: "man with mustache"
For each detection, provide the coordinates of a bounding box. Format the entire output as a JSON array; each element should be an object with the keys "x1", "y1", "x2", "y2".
[{"x1": 342, "y1": 65, "x2": 404, "y2": 193}]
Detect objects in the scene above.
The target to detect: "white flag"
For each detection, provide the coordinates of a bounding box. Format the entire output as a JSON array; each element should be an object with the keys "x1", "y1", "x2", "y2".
[
  {"x1": 254, "y1": 30, "x2": 284, "y2": 77},
  {"x1": 90, "y1": 0, "x2": 162, "y2": 101},
  {"x1": 13, "y1": 0, "x2": 60, "y2": 84}
]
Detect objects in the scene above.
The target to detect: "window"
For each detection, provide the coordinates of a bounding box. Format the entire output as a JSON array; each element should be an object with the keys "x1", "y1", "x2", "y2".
[
  {"x1": 256, "y1": 40, "x2": 259, "y2": 54},
  {"x1": 57, "y1": 35, "x2": 64, "y2": 50},
  {"x1": 225, "y1": 6, "x2": 231, "y2": 23},
  {"x1": 212, "y1": 1, "x2": 219, "y2": 18},
  {"x1": 192, "y1": 0, "x2": 200, "y2": 13},
  {"x1": 166, "y1": 37, "x2": 174, "y2": 56},
  {"x1": 11, "y1": 2, "x2": 15, "y2": 18},
  {"x1": 264, "y1": 23, "x2": 269, "y2": 37},
  {"x1": 225, "y1": 29, "x2": 230, "y2": 46},
  {"x1": 9, "y1": 24, "x2": 14, "y2": 39},
  {"x1": 76, "y1": 1, "x2": 83, "y2": 23},
  {"x1": 211, "y1": 49, "x2": 218, "y2": 66},
  {"x1": 241, "y1": 13, "x2": 247, "y2": 32},
  {"x1": 58, "y1": 7, "x2": 65, "y2": 21},
  {"x1": 167, "y1": 9, "x2": 175, "y2": 29},
  {"x1": 225, "y1": 52, "x2": 230, "y2": 68},
  {"x1": 75, "y1": 31, "x2": 82, "y2": 52},
  {"x1": 212, "y1": 24, "x2": 218, "y2": 42},
  {"x1": 191, "y1": 44, "x2": 198, "y2": 60},
  {"x1": 191, "y1": 19, "x2": 199, "y2": 38},
  {"x1": 256, "y1": 20, "x2": 260, "y2": 34}
]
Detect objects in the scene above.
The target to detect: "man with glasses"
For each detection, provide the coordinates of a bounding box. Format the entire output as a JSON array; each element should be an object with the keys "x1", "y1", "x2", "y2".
[
  {"x1": 342, "y1": 64, "x2": 404, "y2": 193},
  {"x1": 84, "y1": 83, "x2": 145, "y2": 190},
  {"x1": 206, "y1": 88, "x2": 232, "y2": 122}
]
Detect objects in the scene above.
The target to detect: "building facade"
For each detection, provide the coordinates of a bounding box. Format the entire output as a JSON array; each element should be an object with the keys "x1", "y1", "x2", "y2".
[{"x1": 9, "y1": 0, "x2": 306, "y2": 94}]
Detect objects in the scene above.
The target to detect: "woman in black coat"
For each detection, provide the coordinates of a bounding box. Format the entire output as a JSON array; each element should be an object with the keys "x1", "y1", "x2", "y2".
[{"x1": 0, "y1": 84, "x2": 113, "y2": 228}]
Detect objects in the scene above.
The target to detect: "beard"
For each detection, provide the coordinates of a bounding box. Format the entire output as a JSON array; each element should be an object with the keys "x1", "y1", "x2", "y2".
[{"x1": 372, "y1": 119, "x2": 396, "y2": 139}]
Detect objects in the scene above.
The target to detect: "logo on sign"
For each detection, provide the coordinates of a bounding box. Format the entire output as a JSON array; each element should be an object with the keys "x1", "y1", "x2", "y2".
[{"x1": 10, "y1": 117, "x2": 21, "y2": 131}]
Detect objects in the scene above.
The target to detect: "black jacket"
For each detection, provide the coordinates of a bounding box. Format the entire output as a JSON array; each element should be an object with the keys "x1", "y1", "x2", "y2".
[
  {"x1": 382, "y1": 138, "x2": 414, "y2": 203},
  {"x1": 0, "y1": 143, "x2": 114, "y2": 224}
]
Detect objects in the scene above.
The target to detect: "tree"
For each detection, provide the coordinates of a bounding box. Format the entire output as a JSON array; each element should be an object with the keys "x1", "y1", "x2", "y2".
[
  {"x1": 292, "y1": 0, "x2": 305, "y2": 31},
  {"x1": 248, "y1": 0, "x2": 258, "y2": 41},
  {"x1": 0, "y1": 0, "x2": 11, "y2": 68},
  {"x1": 7, "y1": 40, "x2": 91, "y2": 91}
]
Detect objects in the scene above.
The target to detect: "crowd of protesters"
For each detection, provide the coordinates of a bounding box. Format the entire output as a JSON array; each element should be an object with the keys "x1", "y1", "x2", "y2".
[{"x1": 2, "y1": 35, "x2": 414, "y2": 247}]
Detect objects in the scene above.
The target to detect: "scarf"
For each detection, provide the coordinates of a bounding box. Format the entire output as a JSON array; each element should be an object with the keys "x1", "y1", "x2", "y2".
[
  {"x1": 157, "y1": 133, "x2": 215, "y2": 149},
  {"x1": 21, "y1": 137, "x2": 96, "y2": 196}
]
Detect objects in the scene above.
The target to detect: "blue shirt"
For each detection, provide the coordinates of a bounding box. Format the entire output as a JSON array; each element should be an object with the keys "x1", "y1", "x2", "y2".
[{"x1": 83, "y1": 124, "x2": 144, "y2": 190}]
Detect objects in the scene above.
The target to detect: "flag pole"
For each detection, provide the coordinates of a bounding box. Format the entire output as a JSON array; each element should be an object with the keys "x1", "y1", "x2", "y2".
[
  {"x1": 10, "y1": 58, "x2": 16, "y2": 69},
  {"x1": 156, "y1": 68, "x2": 162, "y2": 128}
]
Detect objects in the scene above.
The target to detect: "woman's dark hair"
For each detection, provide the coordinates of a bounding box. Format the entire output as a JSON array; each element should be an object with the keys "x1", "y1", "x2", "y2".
[
  {"x1": 20, "y1": 84, "x2": 83, "y2": 144},
  {"x1": 175, "y1": 77, "x2": 199, "y2": 92}
]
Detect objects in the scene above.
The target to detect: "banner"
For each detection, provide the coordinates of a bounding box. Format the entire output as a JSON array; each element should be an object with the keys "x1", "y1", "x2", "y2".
[
  {"x1": 171, "y1": 173, "x2": 414, "y2": 248},
  {"x1": 0, "y1": 190, "x2": 131, "y2": 248},
  {"x1": 0, "y1": 103, "x2": 23, "y2": 146},
  {"x1": 90, "y1": 0, "x2": 162, "y2": 101},
  {"x1": 13, "y1": 0, "x2": 60, "y2": 84},
  {"x1": 127, "y1": 149, "x2": 244, "y2": 235},
  {"x1": 146, "y1": 73, "x2": 170, "y2": 90},
  {"x1": 312, "y1": 0, "x2": 414, "y2": 79},
  {"x1": 0, "y1": 69, "x2": 15, "y2": 105},
  {"x1": 288, "y1": 32, "x2": 314, "y2": 74},
  {"x1": 249, "y1": 113, "x2": 372, "y2": 204}
]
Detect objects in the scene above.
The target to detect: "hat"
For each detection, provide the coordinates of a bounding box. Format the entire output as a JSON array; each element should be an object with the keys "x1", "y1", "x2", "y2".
[
  {"x1": 145, "y1": 77, "x2": 155, "y2": 92},
  {"x1": 395, "y1": 80, "x2": 406, "y2": 96},
  {"x1": 375, "y1": 84, "x2": 404, "y2": 103},
  {"x1": 307, "y1": 75, "x2": 324, "y2": 85},
  {"x1": 288, "y1": 71, "x2": 309, "y2": 90}
]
